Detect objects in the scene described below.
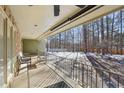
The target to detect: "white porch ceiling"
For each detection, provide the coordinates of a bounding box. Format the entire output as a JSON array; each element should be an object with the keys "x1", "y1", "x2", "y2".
[{"x1": 9, "y1": 5, "x2": 79, "y2": 39}]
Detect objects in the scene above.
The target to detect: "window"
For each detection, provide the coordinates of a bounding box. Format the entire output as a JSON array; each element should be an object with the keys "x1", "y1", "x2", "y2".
[
  {"x1": 47, "y1": 8, "x2": 124, "y2": 55},
  {"x1": 0, "y1": 14, "x2": 4, "y2": 87}
]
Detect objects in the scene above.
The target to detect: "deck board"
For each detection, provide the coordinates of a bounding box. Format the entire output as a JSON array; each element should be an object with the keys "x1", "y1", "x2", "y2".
[{"x1": 11, "y1": 62, "x2": 70, "y2": 88}]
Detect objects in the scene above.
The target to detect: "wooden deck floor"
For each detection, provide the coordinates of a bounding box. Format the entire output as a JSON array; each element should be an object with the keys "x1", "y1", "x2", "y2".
[{"x1": 11, "y1": 62, "x2": 70, "y2": 88}]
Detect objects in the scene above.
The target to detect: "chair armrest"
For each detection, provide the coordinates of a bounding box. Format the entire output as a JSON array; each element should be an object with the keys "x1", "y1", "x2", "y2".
[
  {"x1": 21, "y1": 57, "x2": 31, "y2": 61},
  {"x1": 21, "y1": 57, "x2": 31, "y2": 64}
]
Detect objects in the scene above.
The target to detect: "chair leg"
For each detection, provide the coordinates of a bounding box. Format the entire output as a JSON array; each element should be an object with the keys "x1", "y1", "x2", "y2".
[{"x1": 30, "y1": 61, "x2": 31, "y2": 66}]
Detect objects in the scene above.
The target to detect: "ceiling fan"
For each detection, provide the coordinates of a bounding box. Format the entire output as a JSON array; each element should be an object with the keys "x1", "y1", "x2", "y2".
[{"x1": 53, "y1": 5, "x2": 85, "y2": 16}]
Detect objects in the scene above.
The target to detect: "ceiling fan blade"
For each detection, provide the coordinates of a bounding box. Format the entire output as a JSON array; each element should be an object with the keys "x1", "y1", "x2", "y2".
[
  {"x1": 76, "y1": 5, "x2": 86, "y2": 8},
  {"x1": 54, "y1": 5, "x2": 60, "y2": 16}
]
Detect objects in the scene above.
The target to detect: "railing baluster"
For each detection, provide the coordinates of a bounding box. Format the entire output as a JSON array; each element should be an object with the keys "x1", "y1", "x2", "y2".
[
  {"x1": 118, "y1": 75, "x2": 119, "y2": 88},
  {"x1": 69, "y1": 60, "x2": 71, "y2": 78},
  {"x1": 79, "y1": 63, "x2": 80, "y2": 83},
  {"x1": 76, "y1": 63, "x2": 78, "y2": 80},
  {"x1": 102, "y1": 71, "x2": 103, "y2": 88},
  {"x1": 96, "y1": 69, "x2": 97, "y2": 88},
  {"x1": 58, "y1": 57, "x2": 62, "y2": 71},
  {"x1": 91, "y1": 66, "x2": 92, "y2": 88},
  {"x1": 57, "y1": 56, "x2": 59, "y2": 70},
  {"x1": 87, "y1": 65, "x2": 88, "y2": 85},
  {"x1": 82, "y1": 64, "x2": 84, "y2": 86},
  {"x1": 73, "y1": 61, "x2": 75, "y2": 79},
  {"x1": 66, "y1": 59, "x2": 67, "y2": 75},
  {"x1": 66, "y1": 59, "x2": 67, "y2": 73},
  {"x1": 75, "y1": 62, "x2": 77, "y2": 81},
  {"x1": 65, "y1": 58, "x2": 66, "y2": 73},
  {"x1": 71, "y1": 61, "x2": 73, "y2": 79},
  {"x1": 63, "y1": 58, "x2": 65, "y2": 73},
  {"x1": 109, "y1": 72, "x2": 111, "y2": 88},
  {"x1": 76, "y1": 62, "x2": 78, "y2": 81}
]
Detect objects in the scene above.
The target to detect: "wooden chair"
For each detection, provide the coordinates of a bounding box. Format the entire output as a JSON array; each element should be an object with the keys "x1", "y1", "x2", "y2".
[
  {"x1": 17, "y1": 52, "x2": 31, "y2": 65},
  {"x1": 14, "y1": 52, "x2": 31, "y2": 76}
]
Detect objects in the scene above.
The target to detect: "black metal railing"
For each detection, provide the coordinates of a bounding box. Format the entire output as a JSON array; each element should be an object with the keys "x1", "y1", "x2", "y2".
[{"x1": 46, "y1": 52, "x2": 124, "y2": 88}]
